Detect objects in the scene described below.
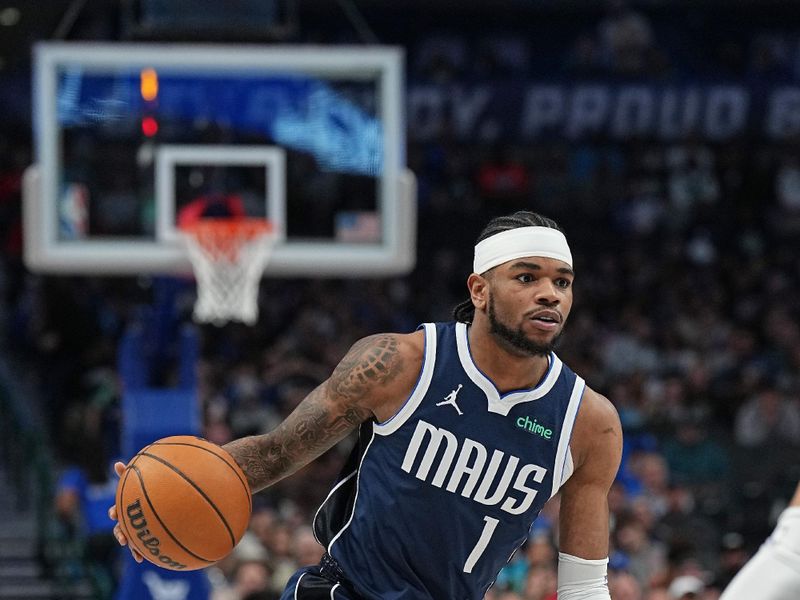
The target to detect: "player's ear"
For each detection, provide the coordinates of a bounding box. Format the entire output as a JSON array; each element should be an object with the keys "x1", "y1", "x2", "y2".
[{"x1": 468, "y1": 273, "x2": 489, "y2": 310}]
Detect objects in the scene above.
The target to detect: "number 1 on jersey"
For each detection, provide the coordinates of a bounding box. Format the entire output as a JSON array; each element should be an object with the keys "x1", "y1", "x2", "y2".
[{"x1": 464, "y1": 516, "x2": 499, "y2": 573}]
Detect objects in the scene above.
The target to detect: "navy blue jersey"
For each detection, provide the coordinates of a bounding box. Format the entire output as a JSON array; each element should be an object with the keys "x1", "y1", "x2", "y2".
[{"x1": 313, "y1": 322, "x2": 586, "y2": 599}]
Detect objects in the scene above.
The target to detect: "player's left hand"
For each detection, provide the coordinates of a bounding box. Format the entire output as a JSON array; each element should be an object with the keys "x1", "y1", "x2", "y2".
[{"x1": 108, "y1": 461, "x2": 144, "y2": 563}]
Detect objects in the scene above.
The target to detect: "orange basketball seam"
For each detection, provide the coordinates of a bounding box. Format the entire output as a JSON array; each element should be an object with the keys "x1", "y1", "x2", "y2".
[
  {"x1": 130, "y1": 464, "x2": 216, "y2": 564},
  {"x1": 151, "y1": 440, "x2": 252, "y2": 512},
  {"x1": 139, "y1": 451, "x2": 237, "y2": 549}
]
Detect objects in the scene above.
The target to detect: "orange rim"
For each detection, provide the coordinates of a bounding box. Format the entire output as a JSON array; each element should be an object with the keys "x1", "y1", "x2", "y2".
[{"x1": 180, "y1": 217, "x2": 272, "y2": 239}]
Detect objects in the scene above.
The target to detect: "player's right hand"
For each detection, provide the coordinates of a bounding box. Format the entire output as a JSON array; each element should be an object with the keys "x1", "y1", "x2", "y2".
[{"x1": 108, "y1": 461, "x2": 144, "y2": 564}]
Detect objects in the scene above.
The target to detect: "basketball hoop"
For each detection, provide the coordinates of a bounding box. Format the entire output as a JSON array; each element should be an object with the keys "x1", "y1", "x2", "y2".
[{"x1": 180, "y1": 218, "x2": 275, "y2": 326}]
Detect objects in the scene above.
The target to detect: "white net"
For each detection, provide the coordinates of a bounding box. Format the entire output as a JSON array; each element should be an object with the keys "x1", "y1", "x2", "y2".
[{"x1": 181, "y1": 219, "x2": 274, "y2": 326}]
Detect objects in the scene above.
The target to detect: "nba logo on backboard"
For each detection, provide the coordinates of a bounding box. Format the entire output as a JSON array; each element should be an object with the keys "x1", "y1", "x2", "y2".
[
  {"x1": 58, "y1": 182, "x2": 88, "y2": 239},
  {"x1": 336, "y1": 211, "x2": 381, "y2": 243}
]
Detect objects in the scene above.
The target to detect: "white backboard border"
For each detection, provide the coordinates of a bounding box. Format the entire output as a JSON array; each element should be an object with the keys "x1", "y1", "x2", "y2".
[{"x1": 26, "y1": 42, "x2": 414, "y2": 277}]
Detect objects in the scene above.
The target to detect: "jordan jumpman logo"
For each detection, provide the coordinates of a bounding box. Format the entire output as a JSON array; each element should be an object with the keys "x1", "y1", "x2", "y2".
[{"x1": 436, "y1": 384, "x2": 464, "y2": 415}]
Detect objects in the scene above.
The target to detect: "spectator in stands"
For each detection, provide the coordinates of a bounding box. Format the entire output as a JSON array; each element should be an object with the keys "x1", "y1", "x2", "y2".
[
  {"x1": 629, "y1": 451, "x2": 670, "y2": 519},
  {"x1": 613, "y1": 511, "x2": 668, "y2": 590},
  {"x1": 523, "y1": 563, "x2": 558, "y2": 600},
  {"x1": 212, "y1": 558, "x2": 274, "y2": 600},
  {"x1": 733, "y1": 383, "x2": 800, "y2": 447},
  {"x1": 261, "y1": 520, "x2": 297, "y2": 593},
  {"x1": 713, "y1": 532, "x2": 748, "y2": 591},
  {"x1": 54, "y1": 429, "x2": 121, "y2": 599},
  {"x1": 661, "y1": 410, "x2": 730, "y2": 492},
  {"x1": 290, "y1": 526, "x2": 324, "y2": 570},
  {"x1": 609, "y1": 570, "x2": 644, "y2": 600},
  {"x1": 666, "y1": 574, "x2": 705, "y2": 599},
  {"x1": 496, "y1": 531, "x2": 558, "y2": 594},
  {"x1": 655, "y1": 482, "x2": 719, "y2": 573},
  {"x1": 665, "y1": 142, "x2": 720, "y2": 230},
  {"x1": 597, "y1": 0, "x2": 656, "y2": 74}
]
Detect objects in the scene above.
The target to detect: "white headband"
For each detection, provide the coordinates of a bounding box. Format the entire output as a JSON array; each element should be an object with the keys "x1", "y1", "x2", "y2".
[{"x1": 473, "y1": 226, "x2": 573, "y2": 274}]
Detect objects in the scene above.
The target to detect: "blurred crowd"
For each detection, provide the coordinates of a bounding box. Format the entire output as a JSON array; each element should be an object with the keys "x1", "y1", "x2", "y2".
[
  {"x1": 1, "y1": 2, "x2": 800, "y2": 600},
  {"x1": 3, "y1": 131, "x2": 798, "y2": 600}
]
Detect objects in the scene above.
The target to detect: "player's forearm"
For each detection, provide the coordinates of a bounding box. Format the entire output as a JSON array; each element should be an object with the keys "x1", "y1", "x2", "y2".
[
  {"x1": 224, "y1": 432, "x2": 297, "y2": 494},
  {"x1": 224, "y1": 382, "x2": 369, "y2": 493}
]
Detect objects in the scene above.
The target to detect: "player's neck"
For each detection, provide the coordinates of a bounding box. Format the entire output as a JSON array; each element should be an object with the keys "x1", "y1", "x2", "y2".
[{"x1": 467, "y1": 323, "x2": 550, "y2": 393}]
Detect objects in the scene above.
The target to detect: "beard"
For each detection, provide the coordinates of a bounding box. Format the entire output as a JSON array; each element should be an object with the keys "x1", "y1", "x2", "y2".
[{"x1": 487, "y1": 294, "x2": 562, "y2": 357}]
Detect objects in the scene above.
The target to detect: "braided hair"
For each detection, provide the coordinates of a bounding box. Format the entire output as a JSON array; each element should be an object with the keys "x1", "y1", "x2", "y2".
[{"x1": 452, "y1": 211, "x2": 564, "y2": 324}]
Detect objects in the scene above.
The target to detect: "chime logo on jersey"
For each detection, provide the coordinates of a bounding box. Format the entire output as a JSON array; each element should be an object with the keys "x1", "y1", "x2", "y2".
[
  {"x1": 515, "y1": 415, "x2": 553, "y2": 439},
  {"x1": 400, "y1": 420, "x2": 548, "y2": 515}
]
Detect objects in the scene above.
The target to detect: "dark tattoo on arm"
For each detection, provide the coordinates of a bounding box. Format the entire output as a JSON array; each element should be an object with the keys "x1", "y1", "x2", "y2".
[
  {"x1": 224, "y1": 334, "x2": 405, "y2": 493},
  {"x1": 328, "y1": 334, "x2": 403, "y2": 398}
]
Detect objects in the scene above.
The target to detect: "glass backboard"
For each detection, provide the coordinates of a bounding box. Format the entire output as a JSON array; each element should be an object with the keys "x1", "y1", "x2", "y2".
[{"x1": 25, "y1": 42, "x2": 415, "y2": 276}]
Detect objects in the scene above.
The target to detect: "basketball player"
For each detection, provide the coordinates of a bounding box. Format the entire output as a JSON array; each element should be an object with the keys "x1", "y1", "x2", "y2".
[
  {"x1": 111, "y1": 211, "x2": 622, "y2": 599},
  {"x1": 719, "y1": 481, "x2": 800, "y2": 600}
]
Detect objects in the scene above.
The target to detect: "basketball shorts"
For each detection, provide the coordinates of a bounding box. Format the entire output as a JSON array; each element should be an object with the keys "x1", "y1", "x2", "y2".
[{"x1": 280, "y1": 566, "x2": 361, "y2": 600}]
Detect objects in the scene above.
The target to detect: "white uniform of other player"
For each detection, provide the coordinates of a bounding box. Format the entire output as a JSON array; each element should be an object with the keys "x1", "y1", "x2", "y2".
[{"x1": 720, "y1": 485, "x2": 800, "y2": 600}]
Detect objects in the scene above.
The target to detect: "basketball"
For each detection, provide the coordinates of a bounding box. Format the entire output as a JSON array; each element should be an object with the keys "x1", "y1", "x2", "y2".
[{"x1": 115, "y1": 435, "x2": 252, "y2": 571}]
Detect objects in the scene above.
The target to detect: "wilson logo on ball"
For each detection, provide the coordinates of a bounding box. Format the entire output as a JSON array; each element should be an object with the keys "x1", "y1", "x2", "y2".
[{"x1": 126, "y1": 499, "x2": 187, "y2": 570}]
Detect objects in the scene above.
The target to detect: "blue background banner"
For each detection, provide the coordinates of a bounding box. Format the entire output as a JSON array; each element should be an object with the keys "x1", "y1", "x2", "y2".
[{"x1": 407, "y1": 82, "x2": 800, "y2": 142}]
